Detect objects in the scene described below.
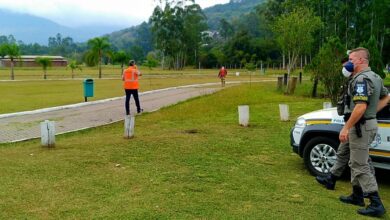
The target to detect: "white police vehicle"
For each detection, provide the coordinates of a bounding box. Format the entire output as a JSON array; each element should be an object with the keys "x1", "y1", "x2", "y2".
[{"x1": 291, "y1": 104, "x2": 390, "y2": 176}]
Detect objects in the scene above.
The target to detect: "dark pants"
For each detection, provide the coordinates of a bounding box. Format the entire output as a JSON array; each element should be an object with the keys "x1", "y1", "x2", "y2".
[{"x1": 125, "y1": 89, "x2": 141, "y2": 115}]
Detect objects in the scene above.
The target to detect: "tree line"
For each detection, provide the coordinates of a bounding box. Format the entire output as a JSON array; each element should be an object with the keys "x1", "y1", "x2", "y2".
[{"x1": 0, "y1": 0, "x2": 388, "y2": 92}]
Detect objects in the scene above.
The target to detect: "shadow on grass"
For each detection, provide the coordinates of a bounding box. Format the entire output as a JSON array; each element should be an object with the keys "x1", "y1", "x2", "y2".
[{"x1": 376, "y1": 168, "x2": 390, "y2": 185}]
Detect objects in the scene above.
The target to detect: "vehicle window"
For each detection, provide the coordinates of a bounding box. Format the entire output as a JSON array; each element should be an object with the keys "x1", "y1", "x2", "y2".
[{"x1": 377, "y1": 104, "x2": 390, "y2": 120}]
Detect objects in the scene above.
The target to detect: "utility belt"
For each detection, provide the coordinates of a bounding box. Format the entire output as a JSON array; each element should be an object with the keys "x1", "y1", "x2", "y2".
[{"x1": 343, "y1": 113, "x2": 375, "y2": 138}]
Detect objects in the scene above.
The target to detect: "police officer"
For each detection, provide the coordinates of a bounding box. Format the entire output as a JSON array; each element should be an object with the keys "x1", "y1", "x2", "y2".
[
  {"x1": 338, "y1": 47, "x2": 388, "y2": 217},
  {"x1": 316, "y1": 58, "x2": 376, "y2": 190}
]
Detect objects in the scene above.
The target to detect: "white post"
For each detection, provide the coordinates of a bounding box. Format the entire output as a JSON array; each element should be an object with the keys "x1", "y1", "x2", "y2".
[
  {"x1": 238, "y1": 105, "x2": 249, "y2": 127},
  {"x1": 124, "y1": 115, "x2": 135, "y2": 138},
  {"x1": 40, "y1": 120, "x2": 55, "y2": 147},
  {"x1": 323, "y1": 102, "x2": 332, "y2": 109},
  {"x1": 279, "y1": 104, "x2": 289, "y2": 121}
]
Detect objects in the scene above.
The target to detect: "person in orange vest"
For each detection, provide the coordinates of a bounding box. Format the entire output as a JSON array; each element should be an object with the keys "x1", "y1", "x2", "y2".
[
  {"x1": 122, "y1": 60, "x2": 143, "y2": 115},
  {"x1": 218, "y1": 66, "x2": 227, "y2": 87}
]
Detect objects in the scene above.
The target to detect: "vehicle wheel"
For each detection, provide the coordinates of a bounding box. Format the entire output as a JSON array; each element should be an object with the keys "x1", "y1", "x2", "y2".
[{"x1": 303, "y1": 136, "x2": 339, "y2": 176}]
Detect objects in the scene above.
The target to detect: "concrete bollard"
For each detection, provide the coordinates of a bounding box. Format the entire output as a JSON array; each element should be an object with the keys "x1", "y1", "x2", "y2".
[
  {"x1": 124, "y1": 115, "x2": 135, "y2": 138},
  {"x1": 40, "y1": 120, "x2": 55, "y2": 147},
  {"x1": 323, "y1": 102, "x2": 332, "y2": 109},
  {"x1": 238, "y1": 105, "x2": 249, "y2": 127},
  {"x1": 279, "y1": 104, "x2": 289, "y2": 121}
]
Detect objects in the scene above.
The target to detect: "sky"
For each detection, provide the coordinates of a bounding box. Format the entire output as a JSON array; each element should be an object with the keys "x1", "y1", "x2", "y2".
[{"x1": 0, "y1": 0, "x2": 230, "y2": 28}]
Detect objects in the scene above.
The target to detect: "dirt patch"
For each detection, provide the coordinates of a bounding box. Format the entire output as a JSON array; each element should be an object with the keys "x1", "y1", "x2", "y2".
[{"x1": 184, "y1": 129, "x2": 199, "y2": 134}]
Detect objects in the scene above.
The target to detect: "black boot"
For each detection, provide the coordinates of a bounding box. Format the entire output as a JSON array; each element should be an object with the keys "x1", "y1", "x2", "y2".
[
  {"x1": 316, "y1": 174, "x2": 338, "y2": 190},
  {"x1": 339, "y1": 186, "x2": 365, "y2": 207},
  {"x1": 357, "y1": 191, "x2": 386, "y2": 217}
]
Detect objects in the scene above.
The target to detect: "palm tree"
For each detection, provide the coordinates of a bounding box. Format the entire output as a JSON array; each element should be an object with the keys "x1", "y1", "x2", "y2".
[
  {"x1": 3, "y1": 43, "x2": 20, "y2": 80},
  {"x1": 87, "y1": 37, "x2": 111, "y2": 78},
  {"x1": 35, "y1": 57, "x2": 52, "y2": 79},
  {"x1": 113, "y1": 51, "x2": 128, "y2": 75},
  {"x1": 68, "y1": 60, "x2": 82, "y2": 79}
]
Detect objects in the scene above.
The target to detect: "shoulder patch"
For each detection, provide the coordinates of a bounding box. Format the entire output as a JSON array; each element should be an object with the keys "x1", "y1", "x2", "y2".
[{"x1": 352, "y1": 81, "x2": 368, "y2": 102}]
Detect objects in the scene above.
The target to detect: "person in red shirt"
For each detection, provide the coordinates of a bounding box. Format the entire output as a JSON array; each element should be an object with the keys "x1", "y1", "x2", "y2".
[
  {"x1": 218, "y1": 66, "x2": 227, "y2": 87},
  {"x1": 122, "y1": 60, "x2": 143, "y2": 115}
]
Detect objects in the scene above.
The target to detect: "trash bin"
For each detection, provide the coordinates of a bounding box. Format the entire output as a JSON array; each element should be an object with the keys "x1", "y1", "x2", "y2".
[{"x1": 83, "y1": 78, "x2": 94, "y2": 102}]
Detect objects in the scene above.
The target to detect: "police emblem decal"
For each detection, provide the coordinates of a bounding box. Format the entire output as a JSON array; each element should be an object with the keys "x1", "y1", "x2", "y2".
[
  {"x1": 352, "y1": 81, "x2": 368, "y2": 101},
  {"x1": 355, "y1": 81, "x2": 367, "y2": 96},
  {"x1": 356, "y1": 84, "x2": 364, "y2": 94}
]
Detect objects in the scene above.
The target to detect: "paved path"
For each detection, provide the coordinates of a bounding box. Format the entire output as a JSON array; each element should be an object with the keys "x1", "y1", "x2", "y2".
[{"x1": 0, "y1": 84, "x2": 223, "y2": 143}]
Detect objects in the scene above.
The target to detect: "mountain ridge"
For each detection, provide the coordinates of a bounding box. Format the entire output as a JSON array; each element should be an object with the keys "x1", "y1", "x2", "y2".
[
  {"x1": 0, "y1": 0, "x2": 264, "y2": 47},
  {"x1": 0, "y1": 9, "x2": 126, "y2": 45},
  {"x1": 203, "y1": 0, "x2": 264, "y2": 30},
  {"x1": 103, "y1": 0, "x2": 265, "y2": 54}
]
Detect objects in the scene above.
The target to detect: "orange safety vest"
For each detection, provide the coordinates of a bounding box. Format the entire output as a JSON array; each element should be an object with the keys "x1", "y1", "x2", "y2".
[{"x1": 123, "y1": 66, "x2": 139, "y2": 89}]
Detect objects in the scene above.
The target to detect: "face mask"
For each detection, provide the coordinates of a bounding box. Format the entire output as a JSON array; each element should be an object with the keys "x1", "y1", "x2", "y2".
[
  {"x1": 344, "y1": 61, "x2": 354, "y2": 72},
  {"x1": 342, "y1": 67, "x2": 352, "y2": 78}
]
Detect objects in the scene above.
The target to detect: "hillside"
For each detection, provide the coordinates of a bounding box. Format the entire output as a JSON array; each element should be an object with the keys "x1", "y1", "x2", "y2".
[
  {"x1": 105, "y1": 0, "x2": 265, "y2": 53},
  {"x1": 203, "y1": 0, "x2": 265, "y2": 30},
  {"x1": 0, "y1": 0, "x2": 265, "y2": 50},
  {"x1": 104, "y1": 22, "x2": 153, "y2": 58},
  {"x1": 0, "y1": 9, "x2": 70, "y2": 44},
  {"x1": 0, "y1": 9, "x2": 126, "y2": 45}
]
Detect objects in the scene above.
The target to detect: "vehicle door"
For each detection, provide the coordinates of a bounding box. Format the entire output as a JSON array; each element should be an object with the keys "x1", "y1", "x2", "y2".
[{"x1": 371, "y1": 104, "x2": 390, "y2": 151}]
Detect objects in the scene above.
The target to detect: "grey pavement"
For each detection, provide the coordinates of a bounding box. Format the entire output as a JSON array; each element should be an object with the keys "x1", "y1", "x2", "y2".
[{"x1": 0, "y1": 84, "x2": 223, "y2": 143}]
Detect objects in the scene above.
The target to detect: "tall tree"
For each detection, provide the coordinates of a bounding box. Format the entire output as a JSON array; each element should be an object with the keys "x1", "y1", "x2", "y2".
[
  {"x1": 307, "y1": 36, "x2": 345, "y2": 104},
  {"x1": 2, "y1": 43, "x2": 21, "y2": 80},
  {"x1": 182, "y1": 3, "x2": 207, "y2": 66},
  {"x1": 0, "y1": 44, "x2": 6, "y2": 57},
  {"x1": 362, "y1": 35, "x2": 385, "y2": 79},
  {"x1": 19, "y1": 42, "x2": 49, "y2": 55},
  {"x1": 68, "y1": 60, "x2": 82, "y2": 79},
  {"x1": 87, "y1": 37, "x2": 111, "y2": 78},
  {"x1": 273, "y1": 7, "x2": 322, "y2": 77},
  {"x1": 151, "y1": 3, "x2": 183, "y2": 69},
  {"x1": 225, "y1": 30, "x2": 254, "y2": 68},
  {"x1": 112, "y1": 51, "x2": 129, "y2": 75},
  {"x1": 144, "y1": 52, "x2": 159, "y2": 69},
  {"x1": 35, "y1": 57, "x2": 52, "y2": 80},
  {"x1": 218, "y1": 18, "x2": 234, "y2": 41},
  {"x1": 46, "y1": 33, "x2": 79, "y2": 57},
  {"x1": 150, "y1": 0, "x2": 206, "y2": 69}
]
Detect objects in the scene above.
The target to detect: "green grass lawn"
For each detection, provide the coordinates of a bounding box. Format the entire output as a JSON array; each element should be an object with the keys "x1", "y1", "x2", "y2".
[
  {"x1": 0, "y1": 74, "x2": 276, "y2": 114},
  {"x1": 0, "y1": 65, "x2": 289, "y2": 80},
  {"x1": 0, "y1": 82, "x2": 388, "y2": 219}
]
